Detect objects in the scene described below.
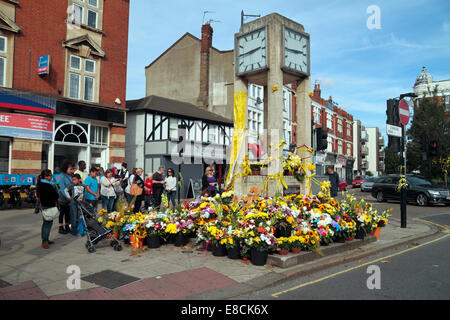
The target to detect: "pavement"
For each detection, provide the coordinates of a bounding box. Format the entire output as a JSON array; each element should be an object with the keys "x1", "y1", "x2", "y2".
[{"x1": 0, "y1": 206, "x2": 441, "y2": 300}]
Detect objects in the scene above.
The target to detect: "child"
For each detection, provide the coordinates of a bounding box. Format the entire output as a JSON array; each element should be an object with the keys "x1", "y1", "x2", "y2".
[{"x1": 64, "y1": 174, "x2": 86, "y2": 236}]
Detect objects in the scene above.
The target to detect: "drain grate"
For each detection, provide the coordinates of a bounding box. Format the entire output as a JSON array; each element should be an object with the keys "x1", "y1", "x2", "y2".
[{"x1": 81, "y1": 270, "x2": 140, "y2": 289}]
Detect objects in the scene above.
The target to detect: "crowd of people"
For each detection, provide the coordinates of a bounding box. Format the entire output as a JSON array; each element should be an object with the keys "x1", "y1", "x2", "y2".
[{"x1": 35, "y1": 160, "x2": 222, "y2": 250}]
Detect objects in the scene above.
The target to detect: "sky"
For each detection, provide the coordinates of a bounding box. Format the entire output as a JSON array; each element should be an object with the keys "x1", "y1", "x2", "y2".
[{"x1": 126, "y1": 0, "x2": 450, "y2": 137}]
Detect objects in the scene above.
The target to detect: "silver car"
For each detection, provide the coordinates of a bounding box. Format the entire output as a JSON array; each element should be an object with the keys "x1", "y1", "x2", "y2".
[{"x1": 361, "y1": 176, "x2": 378, "y2": 192}]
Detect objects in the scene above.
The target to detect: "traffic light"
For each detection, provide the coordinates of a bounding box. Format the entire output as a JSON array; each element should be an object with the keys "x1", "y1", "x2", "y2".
[
  {"x1": 386, "y1": 99, "x2": 401, "y2": 152},
  {"x1": 316, "y1": 127, "x2": 328, "y2": 151},
  {"x1": 386, "y1": 99, "x2": 400, "y2": 126},
  {"x1": 429, "y1": 141, "x2": 438, "y2": 157}
]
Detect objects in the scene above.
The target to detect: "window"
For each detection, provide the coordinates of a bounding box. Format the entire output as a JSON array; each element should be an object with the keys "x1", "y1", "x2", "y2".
[
  {"x1": 445, "y1": 96, "x2": 450, "y2": 112},
  {"x1": 87, "y1": 9, "x2": 98, "y2": 28},
  {"x1": 169, "y1": 118, "x2": 180, "y2": 140},
  {"x1": 347, "y1": 143, "x2": 351, "y2": 156},
  {"x1": 68, "y1": 55, "x2": 98, "y2": 102},
  {"x1": 337, "y1": 119, "x2": 343, "y2": 133},
  {"x1": 313, "y1": 106, "x2": 320, "y2": 124},
  {"x1": 0, "y1": 36, "x2": 7, "y2": 87},
  {"x1": 327, "y1": 136, "x2": 333, "y2": 153},
  {"x1": 90, "y1": 126, "x2": 108, "y2": 146},
  {"x1": 209, "y1": 125, "x2": 217, "y2": 143},
  {"x1": 70, "y1": 55, "x2": 81, "y2": 70},
  {"x1": 70, "y1": 0, "x2": 101, "y2": 30},
  {"x1": 71, "y1": 3, "x2": 83, "y2": 25},
  {"x1": 0, "y1": 139, "x2": 9, "y2": 174},
  {"x1": 0, "y1": 36, "x2": 6, "y2": 53},
  {"x1": 338, "y1": 140, "x2": 343, "y2": 154},
  {"x1": 85, "y1": 59, "x2": 95, "y2": 73},
  {"x1": 347, "y1": 123, "x2": 352, "y2": 137},
  {"x1": 84, "y1": 76, "x2": 94, "y2": 101},
  {"x1": 327, "y1": 112, "x2": 333, "y2": 130},
  {"x1": 69, "y1": 72, "x2": 81, "y2": 99},
  {"x1": 0, "y1": 57, "x2": 5, "y2": 87}
]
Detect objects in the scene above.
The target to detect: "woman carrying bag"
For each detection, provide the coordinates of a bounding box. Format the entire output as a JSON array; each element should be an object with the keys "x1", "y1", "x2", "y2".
[
  {"x1": 100, "y1": 169, "x2": 120, "y2": 213},
  {"x1": 130, "y1": 168, "x2": 145, "y2": 213},
  {"x1": 36, "y1": 169, "x2": 59, "y2": 249}
]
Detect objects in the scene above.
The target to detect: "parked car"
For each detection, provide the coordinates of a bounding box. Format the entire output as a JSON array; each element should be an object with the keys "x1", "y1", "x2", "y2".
[
  {"x1": 339, "y1": 178, "x2": 347, "y2": 191},
  {"x1": 361, "y1": 176, "x2": 377, "y2": 192},
  {"x1": 371, "y1": 174, "x2": 450, "y2": 206},
  {"x1": 352, "y1": 175, "x2": 367, "y2": 188}
]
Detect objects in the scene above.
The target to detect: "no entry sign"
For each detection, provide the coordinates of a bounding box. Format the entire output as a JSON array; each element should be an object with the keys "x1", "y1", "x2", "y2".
[{"x1": 398, "y1": 99, "x2": 410, "y2": 126}]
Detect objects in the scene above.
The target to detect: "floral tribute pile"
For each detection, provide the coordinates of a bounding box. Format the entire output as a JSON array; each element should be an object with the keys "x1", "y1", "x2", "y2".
[{"x1": 97, "y1": 189, "x2": 391, "y2": 265}]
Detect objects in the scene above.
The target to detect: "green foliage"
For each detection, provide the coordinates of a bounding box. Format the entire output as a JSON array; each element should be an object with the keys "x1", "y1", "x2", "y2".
[{"x1": 407, "y1": 86, "x2": 450, "y2": 179}]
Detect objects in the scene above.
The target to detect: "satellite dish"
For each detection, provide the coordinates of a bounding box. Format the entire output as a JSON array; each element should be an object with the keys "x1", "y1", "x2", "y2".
[{"x1": 256, "y1": 97, "x2": 263, "y2": 105}]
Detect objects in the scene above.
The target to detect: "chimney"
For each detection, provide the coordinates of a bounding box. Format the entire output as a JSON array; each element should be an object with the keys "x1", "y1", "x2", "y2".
[
  {"x1": 313, "y1": 82, "x2": 321, "y2": 98},
  {"x1": 197, "y1": 23, "x2": 213, "y2": 109}
]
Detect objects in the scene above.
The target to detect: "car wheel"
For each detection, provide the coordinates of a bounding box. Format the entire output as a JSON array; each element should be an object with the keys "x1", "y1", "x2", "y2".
[
  {"x1": 376, "y1": 191, "x2": 384, "y2": 202},
  {"x1": 416, "y1": 193, "x2": 428, "y2": 207}
]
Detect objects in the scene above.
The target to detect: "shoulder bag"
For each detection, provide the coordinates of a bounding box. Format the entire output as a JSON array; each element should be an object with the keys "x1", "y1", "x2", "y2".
[{"x1": 42, "y1": 207, "x2": 59, "y2": 221}]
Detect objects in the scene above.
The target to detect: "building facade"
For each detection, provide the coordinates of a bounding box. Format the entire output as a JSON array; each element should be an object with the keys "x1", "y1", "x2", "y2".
[
  {"x1": 145, "y1": 23, "x2": 235, "y2": 121},
  {"x1": 413, "y1": 66, "x2": 450, "y2": 114},
  {"x1": 0, "y1": 0, "x2": 129, "y2": 174},
  {"x1": 126, "y1": 95, "x2": 233, "y2": 198},
  {"x1": 310, "y1": 83, "x2": 354, "y2": 183},
  {"x1": 365, "y1": 127, "x2": 385, "y2": 176}
]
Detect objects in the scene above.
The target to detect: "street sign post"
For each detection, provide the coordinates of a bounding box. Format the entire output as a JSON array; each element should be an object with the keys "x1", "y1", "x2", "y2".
[{"x1": 398, "y1": 99, "x2": 410, "y2": 126}]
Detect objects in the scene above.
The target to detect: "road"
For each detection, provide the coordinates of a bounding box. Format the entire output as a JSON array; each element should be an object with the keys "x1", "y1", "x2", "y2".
[{"x1": 234, "y1": 188, "x2": 450, "y2": 300}]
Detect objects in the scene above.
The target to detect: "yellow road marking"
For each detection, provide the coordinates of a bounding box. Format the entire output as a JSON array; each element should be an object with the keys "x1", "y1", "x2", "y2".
[
  {"x1": 271, "y1": 233, "x2": 450, "y2": 298},
  {"x1": 413, "y1": 218, "x2": 449, "y2": 231}
]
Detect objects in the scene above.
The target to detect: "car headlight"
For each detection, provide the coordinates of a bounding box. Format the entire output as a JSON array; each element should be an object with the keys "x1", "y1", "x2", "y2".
[{"x1": 428, "y1": 190, "x2": 440, "y2": 196}]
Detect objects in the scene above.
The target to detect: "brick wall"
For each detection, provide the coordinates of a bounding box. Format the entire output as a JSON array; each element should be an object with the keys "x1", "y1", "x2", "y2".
[
  {"x1": 99, "y1": 0, "x2": 130, "y2": 108},
  {"x1": 13, "y1": 0, "x2": 67, "y2": 96}
]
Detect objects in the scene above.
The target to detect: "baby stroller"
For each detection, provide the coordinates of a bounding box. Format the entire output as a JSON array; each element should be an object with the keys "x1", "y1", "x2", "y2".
[{"x1": 75, "y1": 196, "x2": 122, "y2": 253}]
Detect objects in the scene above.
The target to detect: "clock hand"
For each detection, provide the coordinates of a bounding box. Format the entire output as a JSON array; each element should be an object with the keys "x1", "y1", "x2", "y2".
[
  {"x1": 286, "y1": 48, "x2": 303, "y2": 54},
  {"x1": 239, "y1": 47, "x2": 260, "y2": 57}
]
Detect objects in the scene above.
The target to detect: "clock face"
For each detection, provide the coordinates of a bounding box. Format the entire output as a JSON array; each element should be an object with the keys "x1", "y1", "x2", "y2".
[
  {"x1": 283, "y1": 26, "x2": 309, "y2": 75},
  {"x1": 236, "y1": 27, "x2": 267, "y2": 75}
]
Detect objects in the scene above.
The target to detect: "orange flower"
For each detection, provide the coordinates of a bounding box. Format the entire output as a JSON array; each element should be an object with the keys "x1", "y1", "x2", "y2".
[{"x1": 256, "y1": 227, "x2": 266, "y2": 233}]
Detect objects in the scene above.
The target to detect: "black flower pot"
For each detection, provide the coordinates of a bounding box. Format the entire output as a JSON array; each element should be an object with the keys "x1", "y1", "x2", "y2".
[
  {"x1": 355, "y1": 228, "x2": 366, "y2": 240},
  {"x1": 336, "y1": 235, "x2": 346, "y2": 243},
  {"x1": 147, "y1": 234, "x2": 161, "y2": 249},
  {"x1": 166, "y1": 234, "x2": 175, "y2": 244},
  {"x1": 174, "y1": 232, "x2": 186, "y2": 247},
  {"x1": 251, "y1": 248, "x2": 268, "y2": 266},
  {"x1": 212, "y1": 243, "x2": 227, "y2": 257},
  {"x1": 227, "y1": 242, "x2": 241, "y2": 260}
]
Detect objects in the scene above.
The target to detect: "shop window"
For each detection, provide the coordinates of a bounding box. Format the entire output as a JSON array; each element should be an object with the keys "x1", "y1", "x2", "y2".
[
  {"x1": 0, "y1": 139, "x2": 9, "y2": 173},
  {"x1": 169, "y1": 118, "x2": 180, "y2": 140}
]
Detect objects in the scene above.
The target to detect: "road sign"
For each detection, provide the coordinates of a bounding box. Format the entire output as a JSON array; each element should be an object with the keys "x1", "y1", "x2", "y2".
[
  {"x1": 398, "y1": 99, "x2": 410, "y2": 126},
  {"x1": 386, "y1": 124, "x2": 402, "y2": 137}
]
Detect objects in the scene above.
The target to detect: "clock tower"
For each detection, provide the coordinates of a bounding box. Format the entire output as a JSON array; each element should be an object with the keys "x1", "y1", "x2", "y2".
[{"x1": 231, "y1": 13, "x2": 312, "y2": 196}]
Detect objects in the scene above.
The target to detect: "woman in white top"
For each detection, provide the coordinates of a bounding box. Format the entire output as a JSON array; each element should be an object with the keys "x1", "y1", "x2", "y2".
[
  {"x1": 164, "y1": 168, "x2": 177, "y2": 208},
  {"x1": 100, "y1": 169, "x2": 119, "y2": 213}
]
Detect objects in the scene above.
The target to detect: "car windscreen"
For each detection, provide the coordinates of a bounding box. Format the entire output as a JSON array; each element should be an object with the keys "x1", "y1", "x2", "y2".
[
  {"x1": 365, "y1": 177, "x2": 377, "y2": 182},
  {"x1": 408, "y1": 176, "x2": 432, "y2": 186},
  {"x1": 355, "y1": 176, "x2": 364, "y2": 180}
]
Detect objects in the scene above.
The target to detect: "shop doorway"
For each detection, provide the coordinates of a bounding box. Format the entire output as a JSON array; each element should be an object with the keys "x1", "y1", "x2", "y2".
[{"x1": 53, "y1": 144, "x2": 88, "y2": 173}]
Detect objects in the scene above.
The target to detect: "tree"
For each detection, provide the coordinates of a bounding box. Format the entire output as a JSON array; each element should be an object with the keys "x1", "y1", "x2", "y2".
[{"x1": 407, "y1": 86, "x2": 450, "y2": 181}]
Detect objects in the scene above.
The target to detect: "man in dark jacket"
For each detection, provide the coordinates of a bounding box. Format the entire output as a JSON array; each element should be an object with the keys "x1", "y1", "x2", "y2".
[{"x1": 326, "y1": 166, "x2": 339, "y2": 198}]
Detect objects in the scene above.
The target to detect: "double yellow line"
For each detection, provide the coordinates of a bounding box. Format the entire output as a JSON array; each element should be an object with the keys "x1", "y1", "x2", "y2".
[{"x1": 272, "y1": 219, "x2": 449, "y2": 298}]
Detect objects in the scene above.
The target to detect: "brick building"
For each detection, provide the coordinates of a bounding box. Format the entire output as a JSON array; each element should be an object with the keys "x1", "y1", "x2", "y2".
[
  {"x1": 0, "y1": 0, "x2": 129, "y2": 174},
  {"x1": 310, "y1": 83, "x2": 354, "y2": 183}
]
